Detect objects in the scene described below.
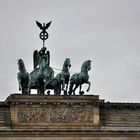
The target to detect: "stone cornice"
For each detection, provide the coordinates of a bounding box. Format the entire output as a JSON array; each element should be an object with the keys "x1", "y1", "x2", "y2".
[
  {"x1": 5, "y1": 94, "x2": 102, "y2": 106},
  {"x1": 0, "y1": 129, "x2": 140, "y2": 137},
  {"x1": 100, "y1": 102, "x2": 140, "y2": 109}
]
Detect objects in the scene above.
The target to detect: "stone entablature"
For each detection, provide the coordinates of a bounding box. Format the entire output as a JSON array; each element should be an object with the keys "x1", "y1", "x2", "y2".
[
  {"x1": 0, "y1": 94, "x2": 140, "y2": 139},
  {"x1": 5, "y1": 94, "x2": 101, "y2": 129}
]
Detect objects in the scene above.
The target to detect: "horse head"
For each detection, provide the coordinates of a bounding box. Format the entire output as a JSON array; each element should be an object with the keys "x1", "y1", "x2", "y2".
[
  {"x1": 63, "y1": 58, "x2": 71, "y2": 71},
  {"x1": 17, "y1": 59, "x2": 30, "y2": 94},
  {"x1": 18, "y1": 59, "x2": 26, "y2": 71},
  {"x1": 81, "y1": 60, "x2": 91, "y2": 72}
]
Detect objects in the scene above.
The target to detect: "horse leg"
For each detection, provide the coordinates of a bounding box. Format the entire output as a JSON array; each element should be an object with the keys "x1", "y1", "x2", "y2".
[
  {"x1": 66, "y1": 83, "x2": 68, "y2": 92},
  {"x1": 22, "y1": 88, "x2": 24, "y2": 94},
  {"x1": 73, "y1": 84, "x2": 79, "y2": 95},
  {"x1": 40, "y1": 84, "x2": 45, "y2": 95},
  {"x1": 68, "y1": 83, "x2": 74, "y2": 95},
  {"x1": 25, "y1": 85, "x2": 30, "y2": 95},
  {"x1": 65, "y1": 83, "x2": 69, "y2": 95},
  {"x1": 28, "y1": 88, "x2": 31, "y2": 94},
  {"x1": 22, "y1": 84, "x2": 28, "y2": 94},
  {"x1": 24, "y1": 88, "x2": 28, "y2": 95},
  {"x1": 40, "y1": 88, "x2": 44, "y2": 95},
  {"x1": 37, "y1": 88, "x2": 41, "y2": 95},
  {"x1": 19, "y1": 83, "x2": 21, "y2": 91},
  {"x1": 38, "y1": 88, "x2": 44, "y2": 95},
  {"x1": 79, "y1": 84, "x2": 82, "y2": 93},
  {"x1": 58, "y1": 85, "x2": 62, "y2": 95},
  {"x1": 36, "y1": 83, "x2": 42, "y2": 95},
  {"x1": 86, "y1": 81, "x2": 91, "y2": 92},
  {"x1": 79, "y1": 84, "x2": 84, "y2": 95},
  {"x1": 55, "y1": 85, "x2": 61, "y2": 96},
  {"x1": 38, "y1": 78, "x2": 45, "y2": 95},
  {"x1": 63, "y1": 83, "x2": 68, "y2": 95},
  {"x1": 61, "y1": 80, "x2": 65, "y2": 91},
  {"x1": 54, "y1": 88, "x2": 59, "y2": 95},
  {"x1": 54, "y1": 89, "x2": 56, "y2": 95},
  {"x1": 79, "y1": 84, "x2": 82, "y2": 95}
]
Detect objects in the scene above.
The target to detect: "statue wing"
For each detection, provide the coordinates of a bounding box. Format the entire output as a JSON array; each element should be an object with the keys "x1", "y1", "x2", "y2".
[
  {"x1": 44, "y1": 21, "x2": 52, "y2": 30},
  {"x1": 33, "y1": 50, "x2": 39, "y2": 69},
  {"x1": 46, "y1": 50, "x2": 50, "y2": 66},
  {"x1": 36, "y1": 21, "x2": 43, "y2": 30}
]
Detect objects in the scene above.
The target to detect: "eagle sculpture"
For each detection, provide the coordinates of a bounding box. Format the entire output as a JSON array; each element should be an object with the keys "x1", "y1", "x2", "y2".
[{"x1": 36, "y1": 21, "x2": 52, "y2": 31}]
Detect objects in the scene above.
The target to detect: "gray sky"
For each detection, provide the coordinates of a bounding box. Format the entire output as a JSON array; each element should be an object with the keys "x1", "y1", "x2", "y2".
[{"x1": 0, "y1": 0, "x2": 140, "y2": 102}]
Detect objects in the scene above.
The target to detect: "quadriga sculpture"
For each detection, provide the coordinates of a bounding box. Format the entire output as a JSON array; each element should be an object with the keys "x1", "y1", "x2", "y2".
[
  {"x1": 17, "y1": 59, "x2": 30, "y2": 94},
  {"x1": 45, "y1": 58, "x2": 71, "y2": 95},
  {"x1": 68, "y1": 60, "x2": 91, "y2": 95}
]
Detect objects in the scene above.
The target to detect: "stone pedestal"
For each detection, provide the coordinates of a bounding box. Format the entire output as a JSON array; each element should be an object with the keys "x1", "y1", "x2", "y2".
[
  {"x1": 0, "y1": 94, "x2": 140, "y2": 139},
  {"x1": 5, "y1": 94, "x2": 102, "y2": 129}
]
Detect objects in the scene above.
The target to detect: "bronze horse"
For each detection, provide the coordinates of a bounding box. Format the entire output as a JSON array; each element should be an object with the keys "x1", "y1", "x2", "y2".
[
  {"x1": 17, "y1": 59, "x2": 30, "y2": 94},
  {"x1": 68, "y1": 60, "x2": 91, "y2": 95},
  {"x1": 45, "y1": 58, "x2": 71, "y2": 95}
]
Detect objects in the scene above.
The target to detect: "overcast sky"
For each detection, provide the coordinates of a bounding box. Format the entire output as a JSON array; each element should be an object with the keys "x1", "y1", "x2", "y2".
[{"x1": 0, "y1": 0, "x2": 140, "y2": 102}]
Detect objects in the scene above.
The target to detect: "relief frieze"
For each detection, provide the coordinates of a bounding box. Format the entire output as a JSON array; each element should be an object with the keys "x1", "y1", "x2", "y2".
[{"x1": 18, "y1": 107, "x2": 93, "y2": 123}]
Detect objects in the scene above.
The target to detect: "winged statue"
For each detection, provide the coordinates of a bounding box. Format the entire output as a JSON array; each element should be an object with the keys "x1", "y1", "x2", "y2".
[{"x1": 33, "y1": 47, "x2": 50, "y2": 69}]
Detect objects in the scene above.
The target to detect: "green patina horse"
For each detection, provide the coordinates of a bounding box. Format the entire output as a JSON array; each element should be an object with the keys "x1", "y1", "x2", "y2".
[
  {"x1": 17, "y1": 59, "x2": 30, "y2": 95},
  {"x1": 68, "y1": 60, "x2": 91, "y2": 95},
  {"x1": 45, "y1": 58, "x2": 71, "y2": 95},
  {"x1": 60, "y1": 58, "x2": 71, "y2": 95}
]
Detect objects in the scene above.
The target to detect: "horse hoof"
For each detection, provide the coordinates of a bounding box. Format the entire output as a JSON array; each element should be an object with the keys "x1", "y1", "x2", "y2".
[
  {"x1": 79, "y1": 91, "x2": 84, "y2": 95},
  {"x1": 68, "y1": 91, "x2": 71, "y2": 95},
  {"x1": 47, "y1": 90, "x2": 51, "y2": 95},
  {"x1": 63, "y1": 90, "x2": 67, "y2": 95}
]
